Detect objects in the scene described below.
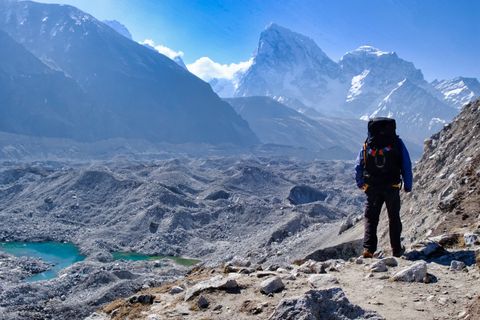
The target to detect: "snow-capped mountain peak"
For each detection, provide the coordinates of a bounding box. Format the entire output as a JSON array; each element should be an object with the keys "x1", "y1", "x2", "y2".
[
  {"x1": 340, "y1": 44, "x2": 425, "y2": 116},
  {"x1": 432, "y1": 77, "x2": 480, "y2": 109},
  {"x1": 234, "y1": 23, "x2": 345, "y2": 112},
  {"x1": 368, "y1": 78, "x2": 456, "y2": 143},
  {"x1": 349, "y1": 45, "x2": 393, "y2": 57},
  {"x1": 254, "y1": 23, "x2": 336, "y2": 72}
]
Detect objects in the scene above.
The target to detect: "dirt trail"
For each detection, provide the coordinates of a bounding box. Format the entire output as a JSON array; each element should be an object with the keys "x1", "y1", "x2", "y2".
[{"x1": 92, "y1": 245, "x2": 479, "y2": 320}]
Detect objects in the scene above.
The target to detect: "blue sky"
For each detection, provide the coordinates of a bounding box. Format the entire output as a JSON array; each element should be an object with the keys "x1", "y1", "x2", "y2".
[{"x1": 36, "y1": 0, "x2": 479, "y2": 81}]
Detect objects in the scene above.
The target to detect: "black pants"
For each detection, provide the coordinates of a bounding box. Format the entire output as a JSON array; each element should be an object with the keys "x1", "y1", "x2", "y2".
[{"x1": 363, "y1": 187, "x2": 402, "y2": 253}]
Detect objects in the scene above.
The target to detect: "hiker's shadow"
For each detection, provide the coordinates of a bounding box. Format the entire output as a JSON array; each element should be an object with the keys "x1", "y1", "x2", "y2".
[
  {"x1": 404, "y1": 248, "x2": 477, "y2": 267},
  {"x1": 403, "y1": 248, "x2": 477, "y2": 284}
]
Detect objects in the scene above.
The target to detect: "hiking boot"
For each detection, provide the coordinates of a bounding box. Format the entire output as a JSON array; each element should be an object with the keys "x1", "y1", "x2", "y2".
[
  {"x1": 392, "y1": 245, "x2": 406, "y2": 257},
  {"x1": 362, "y1": 249, "x2": 374, "y2": 259}
]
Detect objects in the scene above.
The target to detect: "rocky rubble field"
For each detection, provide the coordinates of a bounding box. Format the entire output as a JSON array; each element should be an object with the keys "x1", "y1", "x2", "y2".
[
  {"x1": 0, "y1": 157, "x2": 363, "y2": 319},
  {"x1": 89, "y1": 235, "x2": 480, "y2": 320},
  {"x1": 0, "y1": 158, "x2": 361, "y2": 264}
]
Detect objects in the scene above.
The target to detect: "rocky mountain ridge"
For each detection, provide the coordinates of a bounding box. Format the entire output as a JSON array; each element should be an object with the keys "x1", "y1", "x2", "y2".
[
  {"x1": 0, "y1": 0, "x2": 257, "y2": 146},
  {"x1": 432, "y1": 77, "x2": 480, "y2": 110},
  {"x1": 390, "y1": 98, "x2": 480, "y2": 244}
]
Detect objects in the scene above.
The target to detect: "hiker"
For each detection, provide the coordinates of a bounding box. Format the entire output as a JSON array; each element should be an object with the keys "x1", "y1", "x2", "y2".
[{"x1": 355, "y1": 118, "x2": 413, "y2": 258}]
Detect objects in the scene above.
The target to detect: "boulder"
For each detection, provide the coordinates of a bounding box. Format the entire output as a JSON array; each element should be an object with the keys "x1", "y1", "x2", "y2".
[
  {"x1": 184, "y1": 275, "x2": 239, "y2": 301},
  {"x1": 169, "y1": 286, "x2": 184, "y2": 295},
  {"x1": 369, "y1": 260, "x2": 388, "y2": 272},
  {"x1": 421, "y1": 242, "x2": 444, "y2": 257},
  {"x1": 228, "y1": 256, "x2": 251, "y2": 267},
  {"x1": 339, "y1": 216, "x2": 354, "y2": 234},
  {"x1": 449, "y1": 260, "x2": 466, "y2": 271},
  {"x1": 287, "y1": 185, "x2": 327, "y2": 205},
  {"x1": 307, "y1": 274, "x2": 339, "y2": 289},
  {"x1": 260, "y1": 276, "x2": 285, "y2": 295},
  {"x1": 381, "y1": 257, "x2": 398, "y2": 267},
  {"x1": 391, "y1": 261, "x2": 428, "y2": 283},
  {"x1": 429, "y1": 233, "x2": 462, "y2": 247},
  {"x1": 197, "y1": 295, "x2": 209, "y2": 309},
  {"x1": 112, "y1": 270, "x2": 137, "y2": 280},
  {"x1": 298, "y1": 260, "x2": 325, "y2": 274},
  {"x1": 464, "y1": 233, "x2": 480, "y2": 246},
  {"x1": 270, "y1": 288, "x2": 383, "y2": 320},
  {"x1": 128, "y1": 294, "x2": 155, "y2": 305}
]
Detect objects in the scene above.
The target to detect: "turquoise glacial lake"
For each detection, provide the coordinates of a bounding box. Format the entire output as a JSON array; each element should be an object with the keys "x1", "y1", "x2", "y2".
[
  {"x1": 0, "y1": 241, "x2": 85, "y2": 282},
  {"x1": 0, "y1": 242, "x2": 200, "y2": 282}
]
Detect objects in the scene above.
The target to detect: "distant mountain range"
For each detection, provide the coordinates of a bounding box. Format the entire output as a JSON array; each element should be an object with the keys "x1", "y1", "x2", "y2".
[
  {"x1": 432, "y1": 77, "x2": 480, "y2": 110},
  {"x1": 210, "y1": 23, "x2": 480, "y2": 144},
  {"x1": 0, "y1": 0, "x2": 257, "y2": 146},
  {"x1": 226, "y1": 96, "x2": 365, "y2": 154},
  {"x1": 0, "y1": 1, "x2": 478, "y2": 157}
]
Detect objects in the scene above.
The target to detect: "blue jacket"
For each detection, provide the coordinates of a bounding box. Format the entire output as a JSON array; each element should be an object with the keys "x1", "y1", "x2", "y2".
[{"x1": 355, "y1": 138, "x2": 413, "y2": 192}]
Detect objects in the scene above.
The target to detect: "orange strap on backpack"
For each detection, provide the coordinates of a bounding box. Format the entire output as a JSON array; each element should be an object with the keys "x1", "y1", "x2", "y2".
[{"x1": 363, "y1": 142, "x2": 367, "y2": 168}]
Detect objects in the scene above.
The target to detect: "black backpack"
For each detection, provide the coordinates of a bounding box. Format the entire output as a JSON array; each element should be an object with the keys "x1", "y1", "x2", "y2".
[{"x1": 362, "y1": 118, "x2": 402, "y2": 187}]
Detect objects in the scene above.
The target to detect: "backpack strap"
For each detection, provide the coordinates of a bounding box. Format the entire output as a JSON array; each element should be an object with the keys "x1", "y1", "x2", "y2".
[{"x1": 363, "y1": 140, "x2": 368, "y2": 169}]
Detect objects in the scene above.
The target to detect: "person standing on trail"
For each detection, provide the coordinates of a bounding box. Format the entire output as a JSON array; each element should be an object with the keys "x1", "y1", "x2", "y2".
[{"x1": 355, "y1": 118, "x2": 413, "y2": 258}]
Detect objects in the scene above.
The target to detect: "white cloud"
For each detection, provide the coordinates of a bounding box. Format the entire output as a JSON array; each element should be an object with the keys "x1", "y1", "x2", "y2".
[
  {"x1": 141, "y1": 39, "x2": 184, "y2": 60},
  {"x1": 187, "y1": 57, "x2": 252, "y2": 82}
]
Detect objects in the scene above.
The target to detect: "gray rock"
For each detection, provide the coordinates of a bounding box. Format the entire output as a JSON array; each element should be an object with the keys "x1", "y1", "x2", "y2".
[
  {"x1": 260, "y1": 276, "x2": 285, "y2": 295},
  {"x1": 197, "y1": 295, "x2": 209, "y2": 309},
  {"x1": 169, "y1": 286, "x2": 184, "y2": 295},
  {"x1": 287, "y1": 185, "x2": 327, "y2": 205},
  {"x1": 449, "y1": 260, "x2": 466, "y2": 271},
  {"x1": 339, "y1": 216, "x2": 354, "y2": 234},
  {"x1": 381, "y1": 257, "x2": 398, "y2": 267},
  {"x1": 429, "y1": 233, "x2": 461, "y2": 247},
  {"x1": 370, "y1": 260, "x2": 388, "y2": 272},
  {"x1": 228, "y1": 256, "x2": 251, "y2": 267},
  {"x1": 421, "y1": 242, "x2": 443, "y2": 257},
  {"x1": 391, "y1": 261, "x2": 428, "y2": 282},
  {"x1": 128, "y1": 294, "x2": 155, "y2": 305},
  {"x1": 464, "y1": 233, "x2": 480, "y2": 246},
  {"x1": 184, "y1": 275, "x2": 239, "y2": 301},
  {"x1": 270, "y1": 288, "x2": 383, "y2": 320},
  {"x1": 113, "y1": 270, "x2": 137, "y2": 280},
  {"x1": 307, "y1": 274, "x2": 339, "y2": 289},
  {"x1": 355, "y1": 257, "x2": 364, "y2": 264},
  {"x1": 298, "y1": 260, "x2": 325, "y2": 274}
]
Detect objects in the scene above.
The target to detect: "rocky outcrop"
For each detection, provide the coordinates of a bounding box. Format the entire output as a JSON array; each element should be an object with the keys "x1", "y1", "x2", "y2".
[
  {"x1": 270, "y1": 288, "x2": 383, "y2": 320},
  {"x1": 184, "y1": 275, "x2": 239, "y2": 301},
  {"x1": 385, "y1": 99, "x2": 480, "y2": 246},
  {"x1": 288, "y1": 185, "x2": 328, "y2": 205}
]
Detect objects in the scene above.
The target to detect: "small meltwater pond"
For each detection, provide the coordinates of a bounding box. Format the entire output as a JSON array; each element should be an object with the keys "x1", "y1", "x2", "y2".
[
  {"x1": 0, "y1": 242, "x2": 85, "y2": 282},
  {"x1": 0, "y1": 242, "x2": 199, "y2": 282}
]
